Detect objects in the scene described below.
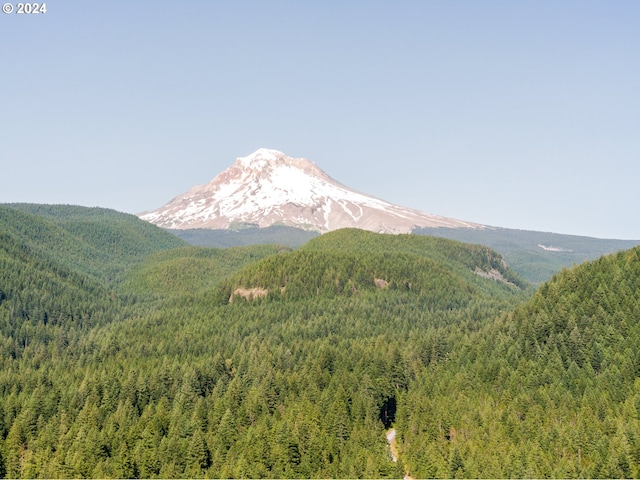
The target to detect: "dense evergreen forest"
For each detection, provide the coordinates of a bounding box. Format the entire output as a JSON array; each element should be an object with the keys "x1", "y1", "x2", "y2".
[
  {"x1": 0, "y1": 204, "x2": 186, "y2": 284},
  {"x1": 0, "y1": 204, "x2": 638, "y2": 478}
]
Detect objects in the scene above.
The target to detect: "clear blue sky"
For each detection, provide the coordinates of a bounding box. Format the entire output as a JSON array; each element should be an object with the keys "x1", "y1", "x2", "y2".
[{"x1": 2, "y1": 1, "x2": 639, "y2": 239}]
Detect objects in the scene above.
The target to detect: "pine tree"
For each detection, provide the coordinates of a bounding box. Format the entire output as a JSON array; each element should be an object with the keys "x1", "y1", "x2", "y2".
[
  {"x1": 4, "y1": 421, "x2": 25, "y2": 478},
  {"x1": 188, "y1": 429, "x2": 211, "y2": 472}
]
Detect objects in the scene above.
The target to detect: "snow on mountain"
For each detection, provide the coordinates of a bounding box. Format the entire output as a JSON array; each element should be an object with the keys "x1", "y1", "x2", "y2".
[{"x1": 138, "y1": 148, "x2": 483, "y2": 234}]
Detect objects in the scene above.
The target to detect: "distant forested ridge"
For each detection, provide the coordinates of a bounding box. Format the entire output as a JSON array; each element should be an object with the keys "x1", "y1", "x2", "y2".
[
  {"x1": 0, "y1": 204, "x2": 638, "y2": 478},
  {"x1": 169, "y1": 223, "x2": 640, "y2": 284},
  {"x1": 170, "y1": 225, "x2": 319, "y2": 249},
  {"x1": 414, "y1": 225, "x2": 640, "y2": 284},
  {"x1": 1, "y1": 204, "x2": 186, "y2": 284}
]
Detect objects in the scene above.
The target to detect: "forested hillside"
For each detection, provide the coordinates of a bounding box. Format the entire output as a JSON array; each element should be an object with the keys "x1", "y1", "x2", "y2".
[
  {"x1": 0, "y1": 206, "x2": 638, "y2": 478},
  {"x1": 396, "y1": 245, "x2": 640, "y2": 478},
  {"x1": 0, "y1": 229, "x2": 119, "y2": 359},
  {"x1": 0, "y1": 204, "x2": 186, "y2": 284},
  {"x1": 119, "y1": 244, "x2": 290, "y2": 300},
  {"x1": 214, "y1": 229, "x2": 526, "y2": 306}
]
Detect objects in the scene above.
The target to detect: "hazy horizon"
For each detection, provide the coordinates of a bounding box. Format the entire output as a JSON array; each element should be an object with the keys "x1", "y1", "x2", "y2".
[{"x1": 2, "y1": 1, "x2": 639, "y2": 239}]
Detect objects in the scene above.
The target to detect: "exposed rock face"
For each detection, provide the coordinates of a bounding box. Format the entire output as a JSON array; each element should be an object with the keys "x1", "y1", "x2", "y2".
[{"x1": 139, "y1": 148, "x2": 483, "y2": 234}]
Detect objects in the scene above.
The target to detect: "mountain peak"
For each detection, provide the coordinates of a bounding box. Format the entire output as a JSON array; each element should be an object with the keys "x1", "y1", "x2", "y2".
[
  {"x1": 237, "y1": 148, "x2": 286, "y2": 168},
  {"x1": 233, "y1": 148, "x2": 325, "y2": 179},
  {"x1": 139, "y1": 150, "x2": 483, "y2": 233}
]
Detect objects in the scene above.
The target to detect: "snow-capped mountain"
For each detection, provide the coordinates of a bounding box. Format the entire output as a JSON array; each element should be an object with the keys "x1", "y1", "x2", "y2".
[{"x1": 138, "y1": 148, "x2": 482, "y2": 234}]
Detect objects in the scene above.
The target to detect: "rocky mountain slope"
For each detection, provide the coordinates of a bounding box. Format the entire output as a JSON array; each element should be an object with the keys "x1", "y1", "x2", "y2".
[{"x1": 138, "y1": 148, "x2": 482, "y2": 234}]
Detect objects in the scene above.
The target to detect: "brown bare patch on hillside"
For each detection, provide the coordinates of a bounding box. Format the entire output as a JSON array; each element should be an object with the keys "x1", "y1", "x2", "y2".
[
  {"x1": 230, "y1": 287, "x2": 269, "y2": 303},
  {"x1": 374, "y1": 278, "x2": 389, "y2": 289}
]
